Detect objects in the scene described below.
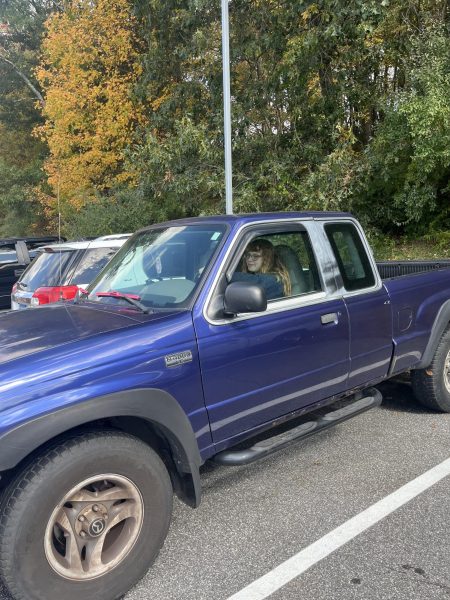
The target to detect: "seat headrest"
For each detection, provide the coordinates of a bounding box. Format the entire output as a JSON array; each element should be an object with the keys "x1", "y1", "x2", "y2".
[{"x1": 275, "y1": 244, "x2": 310, "y2": 294}]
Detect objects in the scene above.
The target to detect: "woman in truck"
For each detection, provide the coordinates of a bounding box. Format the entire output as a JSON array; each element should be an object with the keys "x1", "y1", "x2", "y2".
[{"x1": 232, "y1": 238, "x2": 291, "y2": 300}]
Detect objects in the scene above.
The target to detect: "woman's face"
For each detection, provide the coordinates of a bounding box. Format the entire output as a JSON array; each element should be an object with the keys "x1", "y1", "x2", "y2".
[{"x1": 245, "y1": 249, "x2": 263, "y2": 273}]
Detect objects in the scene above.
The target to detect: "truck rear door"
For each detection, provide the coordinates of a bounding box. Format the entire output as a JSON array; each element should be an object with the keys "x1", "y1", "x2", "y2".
[{"x1": 323, "y1": 220, "x2": 393, "y2": 388}]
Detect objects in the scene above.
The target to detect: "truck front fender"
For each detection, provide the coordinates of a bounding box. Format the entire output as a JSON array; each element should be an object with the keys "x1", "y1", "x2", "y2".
[
  {"x1": 416, "y1": 299, "x2": 450, "y2": 369},
  {"x1": 0, "y1": 388, "x2": 202, "y2": 506}
]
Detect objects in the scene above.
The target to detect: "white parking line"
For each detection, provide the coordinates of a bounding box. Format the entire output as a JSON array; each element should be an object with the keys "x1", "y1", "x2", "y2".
[{"x1": 227, "y1": 456, "x2": 450, "y2": 600}]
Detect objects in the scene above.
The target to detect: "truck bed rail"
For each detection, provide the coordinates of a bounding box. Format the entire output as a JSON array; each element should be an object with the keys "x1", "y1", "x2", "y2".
[{"x1": 377, "y1": 260, "x2": 450, "y2": 280}]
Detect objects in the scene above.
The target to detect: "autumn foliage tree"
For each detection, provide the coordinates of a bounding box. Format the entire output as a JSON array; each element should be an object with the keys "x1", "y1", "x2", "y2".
[
  {"x1": 0, "y1": 0, "x2": 61, "y2": 235},
  {"x1": 36, "y1": 0, "x2": 145, "y2": 215}
]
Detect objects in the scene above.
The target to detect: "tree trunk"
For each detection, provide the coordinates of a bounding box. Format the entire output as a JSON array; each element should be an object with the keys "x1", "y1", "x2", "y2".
[{"x1": 0, "y1": 55, "x2": 45, "y2": 107}]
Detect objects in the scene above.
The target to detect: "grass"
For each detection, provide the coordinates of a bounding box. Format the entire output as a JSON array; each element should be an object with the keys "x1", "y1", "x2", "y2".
[{"x1": 368, "y1": 234, "x2": 450, "y2": 261}]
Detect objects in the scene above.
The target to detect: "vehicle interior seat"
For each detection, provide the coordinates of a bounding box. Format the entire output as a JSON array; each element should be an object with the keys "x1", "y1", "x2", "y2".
[{"x1": 275, "y1": 244, "x2": 310, "y2": 296}]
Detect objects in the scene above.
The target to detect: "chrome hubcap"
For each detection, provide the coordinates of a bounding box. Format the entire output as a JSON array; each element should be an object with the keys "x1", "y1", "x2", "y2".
[
  {"x1": 445, "y1": 350, "x2": 450, "y2": 394},
  {"x1": 44, "y1": 474, "x2": 143, "y2": 580}
]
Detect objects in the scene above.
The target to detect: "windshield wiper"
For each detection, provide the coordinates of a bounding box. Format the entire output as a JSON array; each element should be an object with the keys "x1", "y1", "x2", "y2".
[{"x1": 95, "y1": 291, "x2": 152, "y2": 314}]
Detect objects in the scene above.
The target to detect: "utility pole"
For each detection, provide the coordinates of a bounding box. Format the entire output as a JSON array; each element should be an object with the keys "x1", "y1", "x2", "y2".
[{"x1": 221, "y1": 0, "x2": 233, "y2": 214}]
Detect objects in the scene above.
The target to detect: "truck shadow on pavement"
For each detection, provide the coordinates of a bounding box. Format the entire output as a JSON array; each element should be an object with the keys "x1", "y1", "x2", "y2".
[
  {"x1": 377, "y1": 376, "x2": 433, "y2": 414},
  {"x1": 200, "y1": 426, "x2": 337, "y2": 495}
]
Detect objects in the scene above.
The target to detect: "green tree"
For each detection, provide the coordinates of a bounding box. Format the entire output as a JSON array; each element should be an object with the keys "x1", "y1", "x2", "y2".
[
  {"x1": 127, "y1": 0, "x2": 449, "y2": 239},
  {"x1": 0, "y1": 0, "x2": 60, "y2": 234},
  {"x1": 2, "y1": 0, "x2": 448, "y2": 241}
]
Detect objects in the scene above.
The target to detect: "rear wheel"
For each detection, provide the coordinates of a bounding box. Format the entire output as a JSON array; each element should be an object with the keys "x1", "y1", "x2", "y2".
[
  {"x1": 412, "y1": 327, "x2": 450, "y2": 412},
  {"x1": 0, "y1": 431, "x2": 173, "y2": 600}
]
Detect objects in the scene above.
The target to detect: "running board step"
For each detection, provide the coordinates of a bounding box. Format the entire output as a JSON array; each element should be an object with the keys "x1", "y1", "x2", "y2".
[{"x1": 212, "y1": 387, "x2": 382, "y2": 466}]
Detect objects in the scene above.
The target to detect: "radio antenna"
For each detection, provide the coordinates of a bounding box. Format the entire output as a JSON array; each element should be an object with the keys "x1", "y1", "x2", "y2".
[{"x1": 57, "y1": 175, "x2": 63, "y2": 300}]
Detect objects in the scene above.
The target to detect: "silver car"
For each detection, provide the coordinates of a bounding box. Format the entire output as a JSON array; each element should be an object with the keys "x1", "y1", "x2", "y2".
[{"x1": 11, "y1": 236, "x2": 131, "y2": 310}]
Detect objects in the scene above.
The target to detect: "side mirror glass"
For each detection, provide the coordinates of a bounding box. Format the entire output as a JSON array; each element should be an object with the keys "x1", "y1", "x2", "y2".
[{"x1": 224, "y1": 281, "x2": 267, "y2": 315}]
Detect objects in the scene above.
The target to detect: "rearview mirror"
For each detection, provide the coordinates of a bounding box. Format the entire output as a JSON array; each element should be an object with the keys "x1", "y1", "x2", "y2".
[{"x1": 224, "y1": 281, "x2": 267, "y2": 315}]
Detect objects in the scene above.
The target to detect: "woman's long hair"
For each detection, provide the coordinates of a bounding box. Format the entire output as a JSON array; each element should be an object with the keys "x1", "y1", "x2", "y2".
[{"x1": 241, "y1": 239, "x2": 291, "y2": 296}]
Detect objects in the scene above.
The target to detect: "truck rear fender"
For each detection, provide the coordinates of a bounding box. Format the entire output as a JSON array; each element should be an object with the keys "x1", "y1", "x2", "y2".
[
  {"x1": 416, "y1": 299, "x2": 450, "y2": 369},
  {"x1": 0, "y1": 388, "x2": 202, "y2": 508}
]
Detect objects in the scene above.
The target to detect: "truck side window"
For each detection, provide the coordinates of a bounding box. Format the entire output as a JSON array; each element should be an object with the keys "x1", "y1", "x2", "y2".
[
  {"x1": 325, "y1": 223, "x2": 375, "y2": 291},
  {"x1": 233, "y1": 231, "x2": 322, "y2": 300}
]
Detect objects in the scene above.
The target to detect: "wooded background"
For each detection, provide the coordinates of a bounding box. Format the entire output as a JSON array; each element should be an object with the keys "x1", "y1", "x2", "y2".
[{"x1": 0, "y1": 0, "x2": 449, "y2": 256}]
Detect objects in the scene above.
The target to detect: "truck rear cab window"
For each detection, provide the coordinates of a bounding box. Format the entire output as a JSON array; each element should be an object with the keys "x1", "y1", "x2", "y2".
[{"x1": 325, "y1": 223, "x2": 375, "y2": 291}]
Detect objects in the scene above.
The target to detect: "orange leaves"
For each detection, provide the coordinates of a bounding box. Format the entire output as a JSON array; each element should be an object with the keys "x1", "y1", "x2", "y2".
[
  {"x1": 37, "y1": 0, "x2": 145, "y2": 212},
  {"x1": 151, "y1": 87, "x2": 175, "y2": 112}
]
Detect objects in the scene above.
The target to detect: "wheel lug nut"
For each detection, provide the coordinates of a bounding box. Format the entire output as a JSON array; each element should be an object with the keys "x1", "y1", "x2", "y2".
[
  {"x1": 78, "y1": 515, "x2": 85, "y2": 522},
  {"x1": 93, "y1": 505, "x2": 99, "y2": 512},
  {"x1": 80, "y1": 531, "x2": 87, "y2": 538}
]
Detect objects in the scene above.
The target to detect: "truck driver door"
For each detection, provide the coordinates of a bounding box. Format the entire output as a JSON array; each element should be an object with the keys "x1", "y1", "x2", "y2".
[{"x1": 193, "y1": 223, "x2": 351, "y2": 447}]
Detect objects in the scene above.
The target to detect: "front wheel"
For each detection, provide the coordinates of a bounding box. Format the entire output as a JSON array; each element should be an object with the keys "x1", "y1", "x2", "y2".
[
  {"x1": 0, "y1": 431, "x2": 173, "y2": 600},
  {"x1": 412, "y1": 327, "x2": 450, "y2": 412}
]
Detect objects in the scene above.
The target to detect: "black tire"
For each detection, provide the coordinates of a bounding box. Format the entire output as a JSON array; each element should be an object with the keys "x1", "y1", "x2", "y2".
[
  {"x1": 411, "y1": 326, "x2": 450, "y2": 412},
  {"x1": 0, "y1": 431, "x2": 173, "y2": 600}
]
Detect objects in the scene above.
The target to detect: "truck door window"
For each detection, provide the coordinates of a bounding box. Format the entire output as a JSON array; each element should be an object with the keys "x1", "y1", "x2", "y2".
[
  {"x1": 325, "y1": 223, "x2": 375, "y2": 291},
  {"x1": 232, "y1": 231, "x2": 322, "y2": 300}
]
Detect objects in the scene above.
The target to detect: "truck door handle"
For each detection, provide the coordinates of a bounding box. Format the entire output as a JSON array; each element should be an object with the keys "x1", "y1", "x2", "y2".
[{"x1": 321, "y1": 313, "x2": 338, "y2": 325}]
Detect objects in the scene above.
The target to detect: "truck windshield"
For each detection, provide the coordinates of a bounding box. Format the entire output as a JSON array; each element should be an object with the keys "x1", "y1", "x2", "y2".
[{"x1": 87, "y1": 224, "x2": 226, "y2": 309}]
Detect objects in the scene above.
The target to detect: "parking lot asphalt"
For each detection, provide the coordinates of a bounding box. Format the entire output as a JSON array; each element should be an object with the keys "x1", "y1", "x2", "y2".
[{"x1": 0, "y1": 377, "x2": 449, "y2": 600}]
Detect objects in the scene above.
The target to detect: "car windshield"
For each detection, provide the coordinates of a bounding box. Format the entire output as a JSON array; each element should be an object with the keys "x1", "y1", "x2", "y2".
[
  {"x1": 70, "y1": 247, "x2": 119, "y2": 286},
  {"x1": 88, "y1": 224, "x2": 227, "y2": 309}
]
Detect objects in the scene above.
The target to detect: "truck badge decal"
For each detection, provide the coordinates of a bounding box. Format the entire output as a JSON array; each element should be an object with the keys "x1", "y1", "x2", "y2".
[{"x1": 164, "y1": 350, "x2": 193, "y2": 368}]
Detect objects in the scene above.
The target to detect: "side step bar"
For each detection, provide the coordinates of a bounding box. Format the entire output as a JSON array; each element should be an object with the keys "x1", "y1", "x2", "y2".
[{"x1": 213, "y1": 387, "x2": 382, "y2": 466}]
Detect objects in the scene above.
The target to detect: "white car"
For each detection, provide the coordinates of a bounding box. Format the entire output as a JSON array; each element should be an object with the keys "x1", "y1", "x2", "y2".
[{"x1": 11, "y1": 235, "x2": 131, "y2": 309}]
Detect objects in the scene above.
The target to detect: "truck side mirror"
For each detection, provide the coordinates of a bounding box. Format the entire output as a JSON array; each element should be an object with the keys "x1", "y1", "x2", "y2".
[
  {"x1": 223, "y1": 281, "x2": 267, "y2": 316},
  {"x1": 15, "y1": 241, "x2": 31, "y2": 265}
]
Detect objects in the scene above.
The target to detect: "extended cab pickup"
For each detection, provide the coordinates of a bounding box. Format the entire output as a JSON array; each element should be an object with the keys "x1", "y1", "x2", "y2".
[{"x1": 0, "y1": 212, "x2": 449, "y2": 600}]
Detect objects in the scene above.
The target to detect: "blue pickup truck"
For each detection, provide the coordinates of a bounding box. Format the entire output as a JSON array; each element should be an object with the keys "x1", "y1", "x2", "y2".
[{"x1": 0, "y1": 212, "x2": 449, "y2": 600}]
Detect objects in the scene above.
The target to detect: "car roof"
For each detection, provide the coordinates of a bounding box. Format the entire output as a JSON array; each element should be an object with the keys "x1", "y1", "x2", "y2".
[{"x1": 94, "y1": 233, "x2": 132, "y2": 241}]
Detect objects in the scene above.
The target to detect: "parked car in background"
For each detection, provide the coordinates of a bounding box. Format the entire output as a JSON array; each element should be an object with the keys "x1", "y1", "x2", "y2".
[
  {"x1": 0, "y1": 236, "x2": 63, "y2": 310},
  {"x1": 11, "y1": 235, "x2": 131, "y2": 309}
]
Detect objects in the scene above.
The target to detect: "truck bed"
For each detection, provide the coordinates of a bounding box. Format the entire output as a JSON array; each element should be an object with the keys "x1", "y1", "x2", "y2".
[{"x1": 377, "y1": 260, "x2": 450, "y2": 280}]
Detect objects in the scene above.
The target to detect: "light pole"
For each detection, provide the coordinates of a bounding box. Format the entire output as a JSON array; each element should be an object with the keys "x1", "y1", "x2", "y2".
[{"x1": 221, "y1": 0, "x2": 233, "y2": 214}]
